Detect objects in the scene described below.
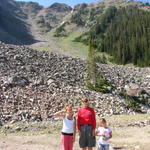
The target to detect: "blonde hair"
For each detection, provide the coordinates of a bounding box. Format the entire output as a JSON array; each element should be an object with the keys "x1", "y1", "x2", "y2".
[{"x1": 64, "y1": 104, "x2": 71, "y2": 111}]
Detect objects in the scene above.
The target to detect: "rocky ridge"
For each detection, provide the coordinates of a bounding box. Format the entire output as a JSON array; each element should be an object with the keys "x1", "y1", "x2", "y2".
[{"x1": 0, "y1": 43, "x2": 150, "y2": 125}]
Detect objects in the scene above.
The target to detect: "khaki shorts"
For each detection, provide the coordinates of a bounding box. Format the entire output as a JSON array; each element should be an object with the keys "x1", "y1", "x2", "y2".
[{"x1": 79, "y1": 125, "x2": 96, "y2": 148}]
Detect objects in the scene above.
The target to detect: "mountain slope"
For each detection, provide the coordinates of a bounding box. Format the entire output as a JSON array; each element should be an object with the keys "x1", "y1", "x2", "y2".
[
  {"x1": 73, "y1": 6, "x2": 150, "y2": 66},
  {"x1": 0, "y1": 0, "x2": 38, "y2": 45},
  {"x1": 0, "y1": 0, "x2": 150, "y2": 65},
  {"x1": 53, "y1": 0, "x2": 150, "y2": 66},
  {"x1": 54, "y1": 0, "x2": 148, "y2": 37},
  {"x1": 0, "y1": 0, "x2": 72, "y2": 45}
]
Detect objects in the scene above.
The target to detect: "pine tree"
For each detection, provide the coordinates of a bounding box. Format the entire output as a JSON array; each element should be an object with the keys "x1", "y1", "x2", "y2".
[
  {"x1": 86, "y1": 38, "x2": 97, "y2": 87},
  {"x1": 85, "y1": 37, "x2": 111, "y2": 93}
]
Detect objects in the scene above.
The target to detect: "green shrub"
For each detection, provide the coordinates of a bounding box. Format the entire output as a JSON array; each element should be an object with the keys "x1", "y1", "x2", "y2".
[
  {"x1": 71, "y1": 11, "x2": 85, "y2": 26},
  {"x1": 54, "y1": 23, "x2": 68, "y2": 37}
]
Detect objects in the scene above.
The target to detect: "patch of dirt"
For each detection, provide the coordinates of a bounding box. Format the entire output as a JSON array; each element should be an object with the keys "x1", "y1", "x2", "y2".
[
  {"x1": 0, "y1": 134, "x2": 80, "y2": 150},
  {"x1": 111, "y1": 126, "x2": 150, "y2": 150},
  {"x1": 0, "y1": 135, "x2": 60, "y2": 150}
]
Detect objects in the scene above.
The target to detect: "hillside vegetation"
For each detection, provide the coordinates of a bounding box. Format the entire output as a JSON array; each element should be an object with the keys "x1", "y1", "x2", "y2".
[
  {"x1": 53, "y1": 1, "x2": 150, "y2": 67},
  {"x1": 74, "y1": 6, "x2": 150, "y2": 67}
]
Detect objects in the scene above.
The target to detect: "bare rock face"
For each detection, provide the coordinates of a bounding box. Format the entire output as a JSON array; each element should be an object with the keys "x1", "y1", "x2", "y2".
[{"x1": 0, "y1": 43, "x2": 150, "y2": 125}]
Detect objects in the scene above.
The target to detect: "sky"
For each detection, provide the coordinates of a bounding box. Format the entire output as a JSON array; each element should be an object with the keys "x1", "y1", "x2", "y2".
[{"x1": 14, "y1": 0, "x2": 150, "y2": 6}]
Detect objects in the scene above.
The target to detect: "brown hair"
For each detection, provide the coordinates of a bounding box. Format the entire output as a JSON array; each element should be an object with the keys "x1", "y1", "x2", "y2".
[
  {"x1": 100, "y1": 118, "x2": 106, "y2": 123},
  {"x1": 81, "y1": 98, "x2": 89, "y2": 102}
]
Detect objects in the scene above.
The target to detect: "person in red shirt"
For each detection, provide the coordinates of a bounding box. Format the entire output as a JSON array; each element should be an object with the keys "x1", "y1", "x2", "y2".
[{"x1": 77, "y1": 98, "x2": 96, "y2": 150}]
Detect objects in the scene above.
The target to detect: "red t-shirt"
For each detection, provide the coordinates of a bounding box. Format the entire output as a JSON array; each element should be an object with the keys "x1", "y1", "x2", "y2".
[{"x1": 77, "y1": 107, "x2": 96, "y2": 130}]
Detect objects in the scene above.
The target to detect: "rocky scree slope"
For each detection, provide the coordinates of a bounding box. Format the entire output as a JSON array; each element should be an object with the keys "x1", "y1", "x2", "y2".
[{"x1": 0, "y1": 43, "x2": 150, "y2": 125}]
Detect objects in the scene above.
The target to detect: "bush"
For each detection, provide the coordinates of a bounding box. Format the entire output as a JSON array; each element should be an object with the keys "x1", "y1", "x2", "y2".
[
  {"x1": 86, "y1": 83, "x2": 110, "y2": 93},
  {"x1": 71, "y1": 11, "x2": 85, "y2": 26},
  {"x1": 54, "y1": 23, "x2": 68, "y2": 37},
  {"x1": 125, "y1": 96, "x2": 141, "y2": 111}
]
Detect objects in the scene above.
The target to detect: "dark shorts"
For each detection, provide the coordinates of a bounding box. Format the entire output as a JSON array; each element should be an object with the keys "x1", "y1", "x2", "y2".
[{"x1": 79, "y1": 125, "x2": 96, "y2": 148}]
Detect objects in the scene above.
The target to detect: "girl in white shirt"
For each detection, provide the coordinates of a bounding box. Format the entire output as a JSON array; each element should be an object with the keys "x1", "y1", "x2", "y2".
[
  {"x1": 53, "y1": 104, "x2": 76, "y2": 150},
  {"x1": 96, "y1": 118, "x2": 112, "y2": 150}
]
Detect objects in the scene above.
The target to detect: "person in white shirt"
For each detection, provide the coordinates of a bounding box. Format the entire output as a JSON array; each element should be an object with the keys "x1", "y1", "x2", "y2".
[
  {"x1": 96, "y1": 118, "x2": 112, "y2": 150},
  {"x1": 53, "y1": 104, "x2": 76, "y2": 150}
]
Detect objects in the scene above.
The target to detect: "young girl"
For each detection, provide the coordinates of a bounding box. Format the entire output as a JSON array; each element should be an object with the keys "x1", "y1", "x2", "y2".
[
  {"x1": 53, "y1": 104, "x2": 76, "y2": 150},
  {"x1": 96, "y1": 118, "x2": 112, "y2": 150}
]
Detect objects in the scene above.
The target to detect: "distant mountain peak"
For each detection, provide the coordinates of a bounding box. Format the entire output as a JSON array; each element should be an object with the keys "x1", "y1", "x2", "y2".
[{"x1": 48, "y1": 2, "x2": 72, "y2": 12}]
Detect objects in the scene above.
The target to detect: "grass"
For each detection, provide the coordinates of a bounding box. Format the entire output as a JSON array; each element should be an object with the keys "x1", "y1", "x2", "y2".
[
  {"x1": 0, "y1": 121, "x2": 62, "y2": 136},
  {"x1": 0, "y1": 114, "x2": 150, "y2": 136},
  {"x1": 102, "y1": 114, "x2": 150, "y2": 127},
  {"x1": 31, "y1": 46, "x2": 52, "y2": 52},
  {"x1": 30, "y1": 28, "x2": 89, "y2": 59},
  {"x1": 30, "y1": 26, "x2": 113, "y2": 62},
  {"x1": 53, "y1": 31, "x2": 89, "y2": 58},
  {"x1": 111, "y1": 126, "x2": 150, "y2": 150}
]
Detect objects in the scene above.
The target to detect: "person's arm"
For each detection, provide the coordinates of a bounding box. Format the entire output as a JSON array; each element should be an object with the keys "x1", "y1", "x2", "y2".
[
  {"x1": 92, "y1": 108, "x2": 96, "y2": 129},
  {"x1": 104, "y1": 130, "x2": 112, "y2": 141},
  {"x1": 77, "y1": 109, "x2": 80, "y2": 130},
  {"x1": 109, "y1": 132, "x2": 112, "y2": 139},
  {"x1": 107, "y1": 131, "x2": 112, "y2": 140},
  {"x1": 77, "y1": 109, "x2": 81, "y2": 136},
  {"x1": 52, "y1": 110, "x2": 66, "y2": 118},
  {"x1": 91, "y1": 108, "x2": 96, "y2": 136},
  {"x1": 73, "y1": 117, "x2": 76, "y2": 143},
  {"x1": 95, "y1": 129, "x2": 99, "y2": 136},
  {"x1": 97, "y1": 132, "x2": 105, "y2": 136}
]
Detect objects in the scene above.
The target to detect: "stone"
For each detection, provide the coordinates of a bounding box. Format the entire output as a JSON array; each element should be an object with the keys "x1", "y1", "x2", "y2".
[
  {"x1": 7, "y1": 76, "x2": 29, "y2": 87},
  {"x1": 126, "y1": 88, "x2": 143, "y2": 97},
  {"x1": 0, "y1": 42, "x2": 150, "y2": 124},
  {"x1": 14, "y1": 126, "x2": 22, "y2": 131},
  {"x1": 47, "y1": 78, "x2": 55, "y2": 85}
]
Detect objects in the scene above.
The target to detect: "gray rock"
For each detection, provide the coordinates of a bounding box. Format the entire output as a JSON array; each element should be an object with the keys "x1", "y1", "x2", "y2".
[
  {"x1": 6, "y1": 76, "x2": 29, "y2": 87},
  {"x1": 126, "y1": 88, "x2": 143, "y2": 97},
  {"x1": 0, "y1": 43, "x2": 150, "y2": 124}
]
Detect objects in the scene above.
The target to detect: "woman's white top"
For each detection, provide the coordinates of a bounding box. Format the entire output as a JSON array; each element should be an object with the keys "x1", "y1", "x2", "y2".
[{"x1": 61, "y1": 117, "x2": 74, "y2": 133}]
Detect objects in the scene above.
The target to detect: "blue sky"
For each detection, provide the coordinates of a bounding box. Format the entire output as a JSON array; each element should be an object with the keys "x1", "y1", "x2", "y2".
[{"x1": 14, "y1": 0, "x2": 150, "y2": 6}]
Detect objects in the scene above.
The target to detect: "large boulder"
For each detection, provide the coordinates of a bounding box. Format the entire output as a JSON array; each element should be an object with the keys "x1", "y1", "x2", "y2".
[
  {"x1": 5, "y1": 76, "x2": 30, "y2": 87},
  {"x1": 125, "y1": 83, "x2": 143, "y2": 97}
]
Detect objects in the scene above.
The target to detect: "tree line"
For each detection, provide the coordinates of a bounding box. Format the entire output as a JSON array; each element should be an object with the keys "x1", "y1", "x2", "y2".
[{"x1": 76, "y1": 6, "x2": 150, "y2": 67}]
